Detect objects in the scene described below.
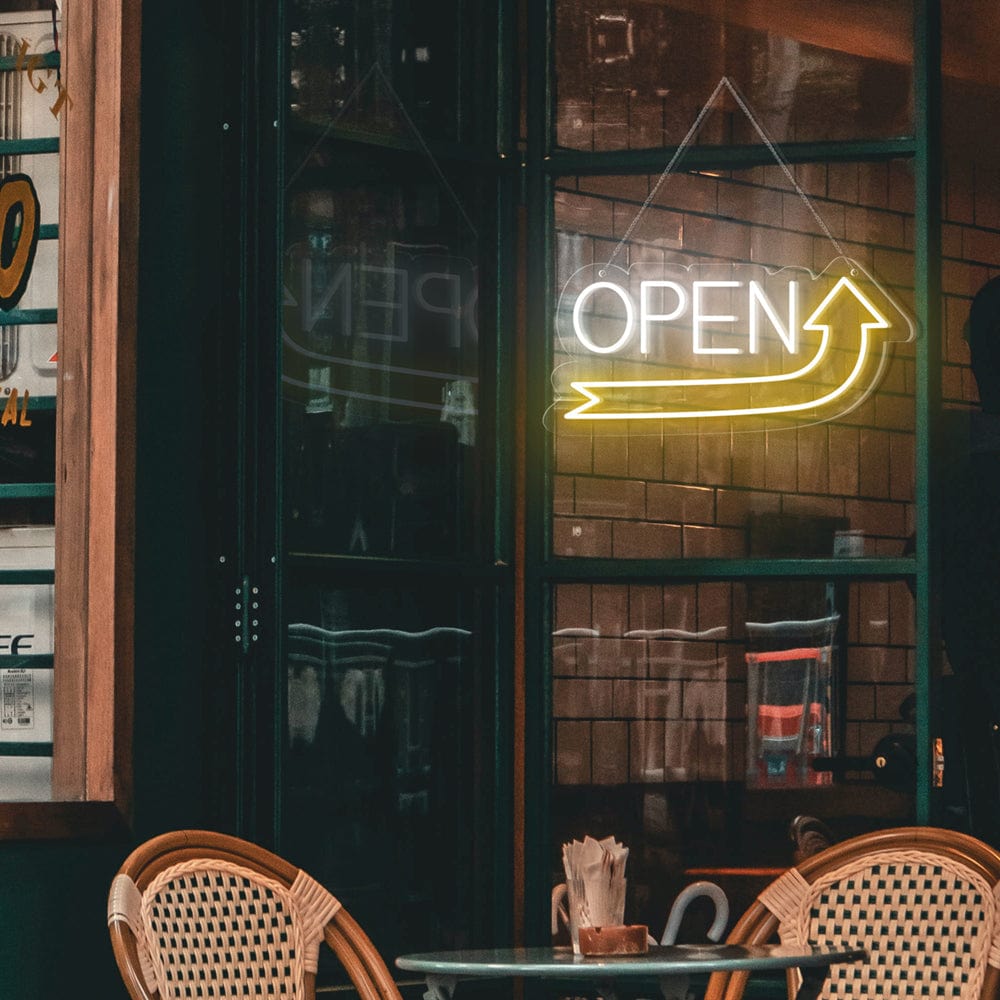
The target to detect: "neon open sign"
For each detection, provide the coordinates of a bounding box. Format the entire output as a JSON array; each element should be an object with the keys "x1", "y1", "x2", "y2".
[{"x1": 555, "y1": 259, "x2": 913, "y2": 423}]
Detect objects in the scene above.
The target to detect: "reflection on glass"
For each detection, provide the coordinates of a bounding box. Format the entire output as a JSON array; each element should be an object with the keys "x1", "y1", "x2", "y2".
[
  {"x1": 745, "y1": 615, "x2": 838, "y2": 789},
  {"x1": 282, "y1": 166, "x2": 483, "y2": 557},
  {"x1": 0, "y1": 7, "x2": 60, "y2": 801},
  {"x1": 283, "y1": 585, "x2": 490, "y2": 974},
  {"x1": 286, "y1": 0, "x2": 489, "y2": 144},
  {"x1": 551, "y1": 163, "x2": 915, "y2": 559},
  {"x1": 550, "y1": 580, "x2": 915, "y2": 939},
  {"x1": 554, "y1": 1, "x2": 914, "y2": 151}
]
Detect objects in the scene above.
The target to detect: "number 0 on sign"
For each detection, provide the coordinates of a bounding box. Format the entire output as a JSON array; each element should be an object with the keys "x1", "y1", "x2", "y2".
[{"x1": 0, "y1": 173, "x2": 39, "y2": 313}]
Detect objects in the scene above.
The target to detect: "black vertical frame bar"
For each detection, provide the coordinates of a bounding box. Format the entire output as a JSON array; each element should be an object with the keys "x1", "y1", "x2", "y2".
[
  {"x1": 523, "y1": 0, "x2": 553, "y2": 948},
  {"x1": 230, "y1": 0, "x2": 282, "y2": 850},
  {"x1": 232, "y1": 0, "x2": 258, "y2": 840},
  {"x1": 262, "y1": 0, "x2": 285, "y2": 852},
  {"x1": 494, "y1": 0, "x2": 519, "y2": 948},
  {"x1": 913, "y1": 0, "x2": 942, "y2": 822},
  {"x1": 210, "y1": 0, "x2": 247, "y2": 841}
]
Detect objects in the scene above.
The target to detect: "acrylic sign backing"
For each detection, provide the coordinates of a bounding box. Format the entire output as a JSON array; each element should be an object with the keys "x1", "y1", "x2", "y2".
[{"x1": 553, "y1": 256, "x2": 914, "y2": 428}]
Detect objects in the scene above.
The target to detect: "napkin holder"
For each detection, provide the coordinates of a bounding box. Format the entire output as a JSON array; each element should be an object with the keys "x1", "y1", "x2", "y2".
[{"x1": 578, "y1": 924, "x2": 649, "y2": 956}]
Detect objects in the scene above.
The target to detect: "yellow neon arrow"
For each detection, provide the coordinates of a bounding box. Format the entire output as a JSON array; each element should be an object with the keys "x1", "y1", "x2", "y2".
[{"x1": 564, "y1": 276, "x2": 890, "y2": 420}]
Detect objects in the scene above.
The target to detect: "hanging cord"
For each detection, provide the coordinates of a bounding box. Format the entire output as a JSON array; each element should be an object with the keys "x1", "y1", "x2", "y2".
[
  {"x1": 604, "y1": 75, "x2": 846, "y2": 275},
  {"x1": 366, "y1": 64, "x2": 477, "y2": 237},
  {"x1": 286, "y1": 63, "x2": 476, "y2": 237}
]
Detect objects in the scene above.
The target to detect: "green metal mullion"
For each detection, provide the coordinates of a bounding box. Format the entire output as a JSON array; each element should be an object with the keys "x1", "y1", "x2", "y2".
[
  {"x1": 0, "y1": 308, "x2": 56, "y2": 325},
  {"x1": 546, "y1": 137, "x2": 917, "y2": 177},
  {"x1": 287, "y1": 551, "x2": 513, "y2": 582},
  {"x1": 913, "y1": 0, "x2": 943, "y2": 825},
  {"x1": 3, "y1": 395, "x2": 57, "y2": 412},
  {"x1": 494, "y1": 152, "x2": 517, "y2": 952},
  {"x1": 0, "y1": 743, "x2": 52, "y2": 756},
  {"x1": 0, "y1": 137, "x2": 58, "y2": 155},
  {"x1": 0, "y1": 570, "x2": 52, "y2": 585},
  {"x1": 0, "y1": 484, "x2": 54, "y2": 499},
  {"x1": 0, "y1": 655, "x2": 52, "y2": 668},
  {"x1": 493, "y1": 0, "x2": 519, "y2": 949},
  {"x1": 230, "y1": 0, "x2": 254, "y2": 842},
  {"x1": 544, "y1": 557, "x2": 916, "y2": 583},
  {"x1": 523, "y1": 0, "x2": 553, "y2": 950},
  {"x1": 496, "y1": 0, "x2": 515, "y2": 161},
  {"x1": 493, "y1": 165, "x2": 517, "y2": 557},
  {"x1": 0, "y1": 51, "x2": 59, "y2": 72},
  {"x1": 269, "y1": 0, "x2": 286, "y2": 855},
  {"x1": 293, "y1": 121, "x2": 522, "y2": 169}
]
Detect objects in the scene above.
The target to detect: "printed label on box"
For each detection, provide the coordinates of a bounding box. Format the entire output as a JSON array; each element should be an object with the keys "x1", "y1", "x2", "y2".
[{"x1": 1, "y1": 667, "x2": 34, "y2": 730}]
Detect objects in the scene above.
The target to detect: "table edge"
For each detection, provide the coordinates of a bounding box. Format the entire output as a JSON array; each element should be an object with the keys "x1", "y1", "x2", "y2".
[{"x1": 395, "y1": 946, "x2": 869, "y2": 978}]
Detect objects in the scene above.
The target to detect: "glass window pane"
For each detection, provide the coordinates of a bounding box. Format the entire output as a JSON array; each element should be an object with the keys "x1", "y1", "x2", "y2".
[
  {"x1": 0, "y1": 6, "x2": 60, "y2": 802},
  {"x1": 552, "y1": 162, "x2": 915, "y2": 559},
  {"x1": 288, "y1": 0, "x2": 496, "y2": 147},
  {"x1": 282, "y1": 582, "x2": 496, "y2": 980},
  {"x1": 551, "y1": 580, "x2": 916, "y2": 937},
  {"x1": 282, "y1": 159, "x2": 488, "y2": 559},
  {"x1": 554, "y1": 1, "x2": 914, "y2": 152}
]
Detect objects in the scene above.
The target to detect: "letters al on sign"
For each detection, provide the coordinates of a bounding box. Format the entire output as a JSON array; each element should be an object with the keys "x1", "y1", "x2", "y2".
[{"x1": 553, "y1": 257, "x2": 914, "y2": 426}]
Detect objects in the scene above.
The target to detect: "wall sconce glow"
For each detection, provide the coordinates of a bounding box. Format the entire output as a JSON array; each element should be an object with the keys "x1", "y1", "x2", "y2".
[{"x1": 554, "y1": 259, "x2": 913, "y2": 424}]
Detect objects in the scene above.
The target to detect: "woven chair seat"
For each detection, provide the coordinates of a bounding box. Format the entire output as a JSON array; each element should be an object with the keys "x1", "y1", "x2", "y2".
[
  {"x1": 108, "y1": 830, "x2": 403, "y2": 1000},
  {"x1": 705, "y1": 827, "x2": 1000, "y2": 1000}
]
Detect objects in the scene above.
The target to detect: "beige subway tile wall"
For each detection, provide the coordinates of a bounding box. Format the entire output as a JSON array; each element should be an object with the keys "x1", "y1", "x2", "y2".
[{"x1": 548, "y1": 147, "x2": 996, "y2": 788}]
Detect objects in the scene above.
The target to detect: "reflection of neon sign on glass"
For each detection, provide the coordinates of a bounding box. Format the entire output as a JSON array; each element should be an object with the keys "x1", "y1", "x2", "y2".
[{"x1": 555, "y1": 259, "x2": 914, "y2": 423}]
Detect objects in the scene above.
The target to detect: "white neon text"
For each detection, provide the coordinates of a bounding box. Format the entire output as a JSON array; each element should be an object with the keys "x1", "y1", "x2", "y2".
[{"x1": 573, "y1": 279, "x2": 803, "y2": 358}]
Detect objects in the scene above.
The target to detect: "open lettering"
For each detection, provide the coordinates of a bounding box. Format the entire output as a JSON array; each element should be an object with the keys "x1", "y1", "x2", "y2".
[
  {"x1": 572, "y1": 279, "x2": 801, "y2": 358},
  {"x1": 555, "y1": 260, "x2": 915, "y2": 423}
]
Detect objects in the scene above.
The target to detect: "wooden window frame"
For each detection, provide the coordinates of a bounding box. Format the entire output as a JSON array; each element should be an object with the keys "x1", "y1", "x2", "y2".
[{"x1": 0, "y1": 0, "x2": 139, "y2": 838}]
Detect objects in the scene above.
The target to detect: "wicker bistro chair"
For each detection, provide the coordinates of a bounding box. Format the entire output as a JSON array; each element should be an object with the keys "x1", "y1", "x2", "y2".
[
  {"x1": 107, "y1": 829, "x2": 404, "y2": 1000},
  {"x1": 704, "y1": 826, "x2": 1000, "y2": 1000}
]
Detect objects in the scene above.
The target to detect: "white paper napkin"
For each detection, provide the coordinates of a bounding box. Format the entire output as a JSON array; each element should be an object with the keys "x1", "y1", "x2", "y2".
[{"x1": 561, "y1": 835, "x2": 628, "y2": 929}]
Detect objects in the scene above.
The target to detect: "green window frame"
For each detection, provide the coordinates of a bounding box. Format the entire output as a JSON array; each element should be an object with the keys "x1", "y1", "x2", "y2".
[{"x1": 519, "y1": 0, "x2": 942, "y2": 942}]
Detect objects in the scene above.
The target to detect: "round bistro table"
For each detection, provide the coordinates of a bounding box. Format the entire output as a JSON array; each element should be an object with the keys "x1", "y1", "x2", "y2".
[{"x1": 397, "y1": 942, "x2": 868, "y2": 1000}]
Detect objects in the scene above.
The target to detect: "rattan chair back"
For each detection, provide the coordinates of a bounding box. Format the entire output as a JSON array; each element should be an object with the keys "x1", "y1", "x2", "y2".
[
  {"x1": 107, "y1": 829, "x2": 404, "y2": 1000},
  {"x1": 704, "y1": 826, "x2": 1000, "y2": 1000}
]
